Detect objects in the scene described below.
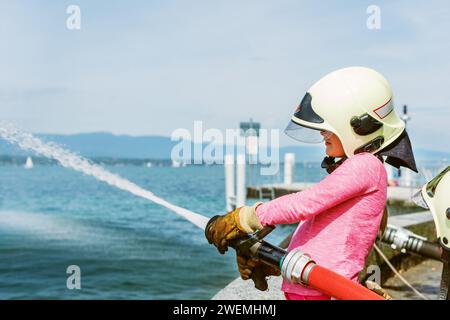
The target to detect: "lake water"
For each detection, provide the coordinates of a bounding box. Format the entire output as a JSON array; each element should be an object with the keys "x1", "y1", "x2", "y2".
[{"x1": 0, "y1": 162, "x2": 421, "y2": 299}]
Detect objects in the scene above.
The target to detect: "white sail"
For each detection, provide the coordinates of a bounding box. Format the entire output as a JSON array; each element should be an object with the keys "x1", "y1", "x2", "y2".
[
  {"x1": 24, "y1": 156, "x2": 34, "y2": 169},
  {"x1": 172, "y1": 160, "x2": 181, "y2": 168}
]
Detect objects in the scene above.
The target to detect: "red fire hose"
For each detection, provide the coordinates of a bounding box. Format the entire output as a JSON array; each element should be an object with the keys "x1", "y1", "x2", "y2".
[
  {"x1": 307, "y1": 265, "x2": 384, "y2": 300},
  {"x1": 280, "y1": 247, "x2": 385, "y2": 300}
]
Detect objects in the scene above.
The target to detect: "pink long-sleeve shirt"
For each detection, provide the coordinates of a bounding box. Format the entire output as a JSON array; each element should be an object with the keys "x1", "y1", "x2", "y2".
[{"x1": 256, "y1": 152, "x2": 387, "y2": 296}]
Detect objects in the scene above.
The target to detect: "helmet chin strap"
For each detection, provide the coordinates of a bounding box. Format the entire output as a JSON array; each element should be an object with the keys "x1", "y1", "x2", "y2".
[
  {"x1": 321, "y1": 153, "x2": 385, "y2": 174},
  {"x1": 321, "y1": 156, "x2": 347, "y2": 174}
]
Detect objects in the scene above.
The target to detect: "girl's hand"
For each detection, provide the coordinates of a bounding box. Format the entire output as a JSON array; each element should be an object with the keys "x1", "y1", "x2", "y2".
[
  {"x1": 205, "y1": 203, "x2": 263, "y2": 254},
  {"x1": 236, "y1": 254, "x2": 280, "y2": 291}
]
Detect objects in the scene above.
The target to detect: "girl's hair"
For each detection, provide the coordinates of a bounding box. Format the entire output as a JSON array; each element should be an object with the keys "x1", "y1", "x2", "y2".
[{"x1": 378, "y1": 207, "x2": 388, "y2": 238}]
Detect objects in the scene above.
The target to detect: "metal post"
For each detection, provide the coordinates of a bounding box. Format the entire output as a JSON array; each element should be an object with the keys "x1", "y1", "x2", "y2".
[
  {"x1": 385, "y1": 162, "x2": 394, "y2": 182},
  {"x1": 236, "y1": 154, "x2": 246, "y2": 207},
  {"x1": 284, "y1": 153, "x2": 295, "y2": 185},
  {"x1": 398, "y1": 104, "x2": 411, "y2": 182},
  {"x1": 224, "y1": 154, "x2": 235, "y2": 211},
  {"x1": 402, "y1": 168, "x2": 413, "y2": 187}
]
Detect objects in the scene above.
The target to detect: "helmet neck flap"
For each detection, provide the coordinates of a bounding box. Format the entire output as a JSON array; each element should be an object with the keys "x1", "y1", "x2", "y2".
[{"x1": 376, "y1": 130, "x2": 417, "y2": 172}]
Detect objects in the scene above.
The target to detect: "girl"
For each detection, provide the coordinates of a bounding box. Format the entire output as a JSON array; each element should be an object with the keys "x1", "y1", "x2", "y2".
[{"x1": 206, "y1": 67, "x2": 417, "y2": 300}]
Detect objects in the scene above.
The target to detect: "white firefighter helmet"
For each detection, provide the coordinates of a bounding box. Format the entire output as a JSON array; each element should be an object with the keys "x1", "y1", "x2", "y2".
[
  {"x1": 285, "y1": 67, "x2": 416, "y2": 171},
  {"x1": 413, "y1": 166, "x2": 450, "y2": 250}
]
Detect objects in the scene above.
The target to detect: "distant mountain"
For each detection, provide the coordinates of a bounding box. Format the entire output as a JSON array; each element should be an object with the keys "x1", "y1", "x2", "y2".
[
  {"x1": 0, "y1": 132, "x2": 449, "y2": 163},
  {"x1": 43, "y1": 132, "x2": 177, "y2": 159},
  {"x1": 0, "y1": 132, "x2": 177, "y2": 159}
]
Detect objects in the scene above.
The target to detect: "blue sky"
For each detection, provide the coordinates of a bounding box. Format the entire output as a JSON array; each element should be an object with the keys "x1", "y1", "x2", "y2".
[{"x1": 0, "y1": 0, "x2": 449, "y2": 151}]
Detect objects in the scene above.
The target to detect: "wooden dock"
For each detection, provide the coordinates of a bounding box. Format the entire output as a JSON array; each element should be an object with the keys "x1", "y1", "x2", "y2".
[{"x1": 247, "y1": 183, "x2": 419, "y2": 206}]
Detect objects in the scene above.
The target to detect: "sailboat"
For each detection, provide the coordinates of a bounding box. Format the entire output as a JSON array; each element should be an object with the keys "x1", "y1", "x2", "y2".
[
  {"x1": 24, "y1": 156, "x2": 34, "y2": 169},
  {"x1": 172, "y1": 160, "x2": 181, "y2": 168}
]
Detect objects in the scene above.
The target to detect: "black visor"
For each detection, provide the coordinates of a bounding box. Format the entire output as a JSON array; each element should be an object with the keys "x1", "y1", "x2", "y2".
[
  {"x1": 285, "y1": 92, "x2": 327, "y2": 143},
  {"x1": 293, "y1": 92, "x2": 324, "y2": 124}
]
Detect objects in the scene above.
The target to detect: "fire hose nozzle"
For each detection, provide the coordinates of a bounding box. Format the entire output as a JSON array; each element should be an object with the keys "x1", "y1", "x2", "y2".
[
  {"x1": 205, "y1": 215, "x2": 276, "y2": 255},
  {"x1": 381, "y1": 224, "x2": 443, "y2": 261}
]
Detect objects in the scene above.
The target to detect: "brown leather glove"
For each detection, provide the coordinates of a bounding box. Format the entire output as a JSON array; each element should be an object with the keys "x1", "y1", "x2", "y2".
[
  {"x1": 236, "y1": 254, "x2": 281, "y2": 291},
  {"x1": 206, "y1": 203, "x2": 263, "y2": 254}
]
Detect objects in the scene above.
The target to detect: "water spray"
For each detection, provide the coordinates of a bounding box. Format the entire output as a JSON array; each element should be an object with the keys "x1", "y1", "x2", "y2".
[{"x1": 0, "y1": 125, "x2": 210, "y2": 229}]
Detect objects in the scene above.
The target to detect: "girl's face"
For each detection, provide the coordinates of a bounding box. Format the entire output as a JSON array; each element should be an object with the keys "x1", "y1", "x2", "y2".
[{"x1": 320, "y1": 131, "x2": 346, "y2": 158}]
